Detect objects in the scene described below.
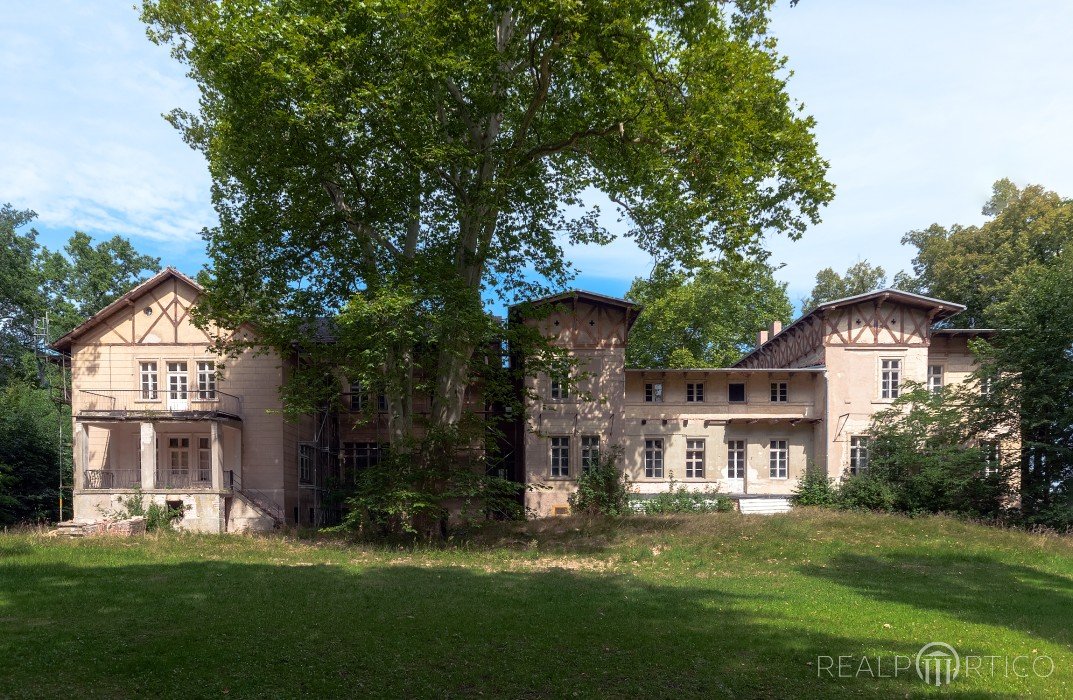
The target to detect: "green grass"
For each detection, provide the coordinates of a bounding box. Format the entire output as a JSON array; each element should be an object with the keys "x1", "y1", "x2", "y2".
[{"x1": 1, "y1": 510, "x2": 1072, "y2": 698}]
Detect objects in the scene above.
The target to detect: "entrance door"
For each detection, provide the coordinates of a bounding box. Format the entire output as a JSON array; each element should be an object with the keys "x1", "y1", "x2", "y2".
[
  {"x1": 166, "y1": 436, "x2": 191, "y2": 488},
  {"x1": 167, "y1": 361, "x2": 189, "y2": 410}
]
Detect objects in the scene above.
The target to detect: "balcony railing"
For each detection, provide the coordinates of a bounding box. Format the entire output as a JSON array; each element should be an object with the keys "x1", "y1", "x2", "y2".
[
  {"x1": 84, "y1": 469, "x2": 141, "y2": 489},
  {"x1": 77, "y1": 389, "x2": 242, "y2": 419},
  {"x1": 155, "y1": 469, "x2": 214, "y2": 490}
]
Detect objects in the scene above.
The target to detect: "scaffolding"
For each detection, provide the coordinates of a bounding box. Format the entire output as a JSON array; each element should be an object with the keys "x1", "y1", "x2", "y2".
[{"x1": 32, "y1": 312, "x2": 71, "y2": 521}]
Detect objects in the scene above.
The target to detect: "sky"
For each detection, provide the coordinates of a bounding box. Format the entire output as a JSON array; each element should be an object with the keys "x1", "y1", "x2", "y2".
[{"x1": 3, "y1": 1, "x2": 1073, "y2": 312}]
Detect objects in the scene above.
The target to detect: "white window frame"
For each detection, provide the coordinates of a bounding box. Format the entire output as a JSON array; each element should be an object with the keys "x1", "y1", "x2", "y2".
[
  {"x1": 685, "y1": 438, "x2": 705, "y2": 479},
  {"x1": 197, "y1": 436, "x2": 211, "y2": 484},
  {"x1": 166, "y1": 361, "x2": 189, "y2": 403},
  {"x1": 768, "y1": 439, "x2": 788, "y2": 479},
  {"x1": 727, "y1": 440, "x2": 746, "y2": 479},
  {"x1": 880, "y1": 359, "x2": 902, "y2": 400},
  {"x1": 550, "y1": 436, "x2": 570, "y2": 478},
  {"x1": 196, "y1": 360, "x2": 217, "y2": 400},
  {"x1": 770, "y1": 381, "x2": 788, "y2": 403},
  {"x1": 550, "y1": 376, "x2": 569, "y2": 400},
  {"x1": 580, "y1": 435, "x2": 600, "y2": 473},
  {"x1": 139, "y1": 361, "x2": 158, "y2": 401},
  {"x1": 644, "y1": 438, "x2": 664, "y2": 478},
  {"x1": 927, "y1": 364, "x2": 944, "y2": 393},
  {"x1": 686, "y1": 382, "x2": 704, "y2": 403},
  {"x1": 644, "y1": 382, "x2": 663, "y2": 403},
  {"x1": 849, "y1": 436, "x2": 870, "y2": 475},
  {"x1": 981, "y1": 440, "x2": 1000, "y2": 476}
]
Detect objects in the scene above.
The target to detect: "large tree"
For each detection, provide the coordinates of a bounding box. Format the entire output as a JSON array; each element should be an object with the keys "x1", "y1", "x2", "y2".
[
  {"x1": 625, "y1": 256, "x2": 792, "y2": 368},
  {"x1": 800, "y1": 260, "x2": 886, "y2": 312},
  {"x1": 142, "y1": 1, "x2": 832, "y2": 460},
  {"x1": 896, "y1": 179, "x2": 1073, "y2": 327}
]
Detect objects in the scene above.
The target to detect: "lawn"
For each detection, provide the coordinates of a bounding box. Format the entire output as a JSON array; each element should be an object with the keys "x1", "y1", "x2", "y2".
[{"x1": 1, "y1": 510, "x2": 1071, "y2": 698}]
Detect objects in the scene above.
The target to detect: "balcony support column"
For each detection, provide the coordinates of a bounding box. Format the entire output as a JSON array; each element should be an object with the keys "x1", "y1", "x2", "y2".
[
  {"x1": 73, "y1": 422, "x2": 87, "y2": 491},
  {"x1": 211, "y1": 421, "x2": 223, "y2": 491},
  {"x1": 140, "y1": 422, "x2": 156, "y2": 489}
]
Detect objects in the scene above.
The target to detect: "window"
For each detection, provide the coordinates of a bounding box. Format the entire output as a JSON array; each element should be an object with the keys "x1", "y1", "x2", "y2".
[
  {"x1": 550, "y1": 436, "x2": 570, "y2": 477},
  {"x1": 166, "y1": 361, "x2": 188, "y2": 400},
  {"x1": 299, "y1": 444, "x2": 314, "y2": 483},
  {"x1": 928, "y1": 365, "x2": 944, "y2": 393},
  {"x1": 686, "y1": 439, "x2": 705, "y2": 478},
  {"x1": 686, "y1": 382, "x2": 704, "y2": 403},
  {"x1": 644, "y1": 382, "x2": 663, "y2": 403},
  {"x1": 769, "y1": 440, "x2": 788, "y2": 479},
  {"x1": 349, "y1": 381, "x2": 367, "y2": 411},
  {"x1": 197, "y1": 437, "x2": 211, "y2": 483},
  {"x1": 980, "y1": 375, "x2": 995, "y2": 396},
  {"x1": 139, "y1": 361, "x2": 158, "y2": 400},
  {"x1": 644, "y1": 438, "x2": 664, "y2": 478},
  {"x1": 196, "y1": 360, "x2": 217, "y2": 400},
  {"x1": 770, "y1": 382, "x2": 788, "y2": 403},
  {"x1": 880, "y1": 359, "x2": 901, "y2": 399},
  {"x1": 166, "y1": 436, "x2": 190, "y2": 481},
  {"x1": 342, "y1": 442, "x2": 381, "y2": 481},
  {"x1": 727, "y1": 440, "x2": 745, "y2": 479},
  {"x1": 580, "y1": 436, "x2": 600, "y2": 473},
  {"x1": 550, "y1": 376, "x2": 569, "y2": 400},
  {"x1": 981, "y1": 440, "x2": 1000, "y2": 476},
  {"x1": 728, "y1": 382, "x2": 746, "y2": 403},
  {"x1": 377, "y1": 394, "x2": 388, "y2": 412},
  {"x1": 849, "y1": 436, "x2": 870, "y2": 475}
]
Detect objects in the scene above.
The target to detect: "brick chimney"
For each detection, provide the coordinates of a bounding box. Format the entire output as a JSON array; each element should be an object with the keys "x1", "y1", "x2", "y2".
[
  {"x1": 758, "y1": 329, "x2": 769, "y2": 346},
  {"x1": 769, "y1": 320, "x2": 783, "y2": 337}
]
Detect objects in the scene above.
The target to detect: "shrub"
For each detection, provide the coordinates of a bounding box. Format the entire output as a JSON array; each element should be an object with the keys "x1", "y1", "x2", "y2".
[
  {"x1": 568, "y1": 446, "x2": 631, "y2": 516},
  {"x1": 634, "y1": 478, "x2": 733, "y2": 515},
  {"x1": 837, "y1": 475, "x2": 896, "y2": 512},
  {"x1": 107, "y1": 489, "x2": 184, "y2": 532},
  {"x1": 793, "y1": 465, "x2": 838, "y2": 507}
]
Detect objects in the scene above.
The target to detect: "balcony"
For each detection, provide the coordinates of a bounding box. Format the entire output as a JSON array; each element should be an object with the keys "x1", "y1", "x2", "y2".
[{"x1": 76, "y1": 389, "x2": 242, "y2": 421}]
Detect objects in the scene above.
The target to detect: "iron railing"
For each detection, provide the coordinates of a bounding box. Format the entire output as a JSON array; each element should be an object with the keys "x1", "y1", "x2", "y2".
[
  {"x1": 77, "y1": 389, "x2": 242, "y2": 418},
  {"x1": 84, "y1": 469, "x2": 141, "y2": 489},
  {"x1": 155, "y1": 469, "x2": 214, "y2": 490},
  {"x1": 225, "y1": 470, "x2": 284, "y2": 525}
]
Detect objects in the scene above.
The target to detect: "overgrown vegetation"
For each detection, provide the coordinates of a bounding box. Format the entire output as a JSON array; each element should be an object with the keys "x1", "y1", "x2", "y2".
[
  {"x1": 106, "y1": 489, "x2": 185, "y2": 532},
  {"x1": 633, "y1": 479, "x2": 733, "y2": 515},
  {"x1": 568, "y1": 446, "x2": 631, "y2": 517},
  {"x1": 3, "y1": 511, "x2": 1072, "y2": 697}
]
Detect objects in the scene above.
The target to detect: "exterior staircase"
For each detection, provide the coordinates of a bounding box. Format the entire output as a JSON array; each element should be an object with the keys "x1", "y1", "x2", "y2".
[{"x1": 225, "y1": 471, "x2": 285, "y2": 528}]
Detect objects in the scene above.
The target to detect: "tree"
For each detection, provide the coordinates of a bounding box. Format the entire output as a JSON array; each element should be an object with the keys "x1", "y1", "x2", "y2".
[
  {"x1": 38, "y1": 232, "x2": 160, "y2": 337},
  {"x1": 897, "y1": 179, "x2": 1073, "y2": 327},
  {"x1": 800, "y1": 260, "x2": 886, "y2": 312},
  {"x1": 141, "y1": 0, "x2": 833, "y2": 520},
  {"x1": 0, "y1": 205, "x2": 45, "y2": 377},
  {"x1": 625, "y1": 256, "x2": 792, "y2": 368},
  {"x1": 975, "y1": 248, "x2": 1073, "y2": 527}
]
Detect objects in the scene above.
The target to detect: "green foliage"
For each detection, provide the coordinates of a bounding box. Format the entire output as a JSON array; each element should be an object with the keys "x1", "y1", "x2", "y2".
[
  {"x1": 568, "y1": 445, "x2": 631, "y2": 517},
  {"x1": 835, "y1": 475, "x2": 897, "y2": 512},
  {"x1": 625, "y1": 257, "x2": 793, "y2": 368},
  {"x1": 142, "y1": 0, "x2": 832, "y2": 522},
  {"x1": 340, "y1": 431, "x2": 524, "y2": 539},
  {"x1": 800, "y1": 260, "x2": 887, "y2": 312},
  {"x1": 633, "y1": 478, "x2": 732, "y2": 515},
  {"x1": 108, "y1": 489, "x2": 185, "y2": 532},
  {"x1": 897, "y1": 179, "x2": 1073, "y2": 327},
  {"x1": 792, "y1": 465, "x2": 837, "y2": 508}
]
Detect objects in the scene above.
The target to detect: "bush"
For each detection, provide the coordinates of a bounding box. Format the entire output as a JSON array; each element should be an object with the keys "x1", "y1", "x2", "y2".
[
  {"x1": 633, "y1": 478, "x2": 733, "y2": 515},
  {"x1": 793, "y1": 466, "x2": 838, "y2": 507},
  {"x1": 107, "y1": 489, "x2": 184, "y2": 531},
  {"x1": 568, "y1": 446, "x2": 631, "y2": 516},
  {"x1": 837, "y1": 475, "x2": 897, "y2": 512}
]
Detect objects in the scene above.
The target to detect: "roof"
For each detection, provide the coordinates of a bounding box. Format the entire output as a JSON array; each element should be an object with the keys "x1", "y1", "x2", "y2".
[
  {"x1": 50, "y1": 267, "x2": 202, "y2": 352},
  {"x1": 734, "y1": 288, "x2": 966, "y2": 368},
  {"x1": 510, "y1": 289, "x2": 640, "y2": 311},
  {"x1": 931, "y1": 328, "x2": 998, "y2": 337}
]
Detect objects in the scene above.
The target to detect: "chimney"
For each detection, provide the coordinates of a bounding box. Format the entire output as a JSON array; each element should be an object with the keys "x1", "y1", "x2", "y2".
[
  {"x1": 770, "y1": 320, "x2": 783, "y2": 337},
  {"x1": 758, "y1": 329, "x2": 769, "y2": 347}
]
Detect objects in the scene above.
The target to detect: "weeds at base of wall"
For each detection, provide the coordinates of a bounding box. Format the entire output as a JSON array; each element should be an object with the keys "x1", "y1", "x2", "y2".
[
  {"x1": 631, "y1": 478, "x2": 734, "y2": 515},
  {"x1": 103, "y1": 488, "x2": 185, "y2": 532}
]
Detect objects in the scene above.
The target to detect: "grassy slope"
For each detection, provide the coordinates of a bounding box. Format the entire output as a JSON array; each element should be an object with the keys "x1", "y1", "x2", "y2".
[{"x1": 0, "y1": 510, "x2": 1071, "y2": 698}]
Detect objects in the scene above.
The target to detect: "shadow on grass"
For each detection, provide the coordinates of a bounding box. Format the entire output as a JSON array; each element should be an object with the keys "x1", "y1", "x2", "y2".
[
  {"x1": 0, "y1": 554, "x2": 944, "y2": 699},
  {"x1": 800, "y1": 552, "x2": 1073, "y2": 649}
]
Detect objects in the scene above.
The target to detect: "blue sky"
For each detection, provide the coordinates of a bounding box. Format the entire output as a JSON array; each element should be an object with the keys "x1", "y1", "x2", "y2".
[{"x1": 4, "y1": 1, "x2": 1073, "y2": 312}]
